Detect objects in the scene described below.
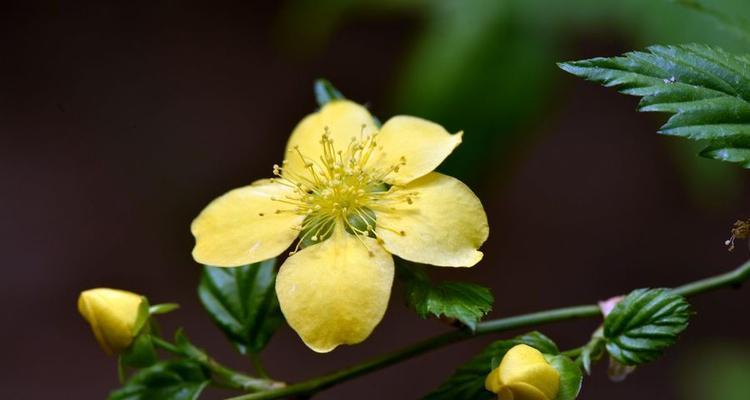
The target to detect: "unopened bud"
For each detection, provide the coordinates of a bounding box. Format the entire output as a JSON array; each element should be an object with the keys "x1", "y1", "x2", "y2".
[
  {"x1": 485, "y1": 344, "x2": 560, "y2": 400},
  {"x1": 77, "y1": 288, "x2": 147, "y2": 355}
]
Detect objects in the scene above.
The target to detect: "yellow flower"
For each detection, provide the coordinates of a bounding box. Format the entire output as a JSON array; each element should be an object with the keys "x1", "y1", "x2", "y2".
[
  {"x1": 191, "y1": 100, "x2": 489, "y2": 352},
  {"x1": 485, "y1": 344, "x2": 560, "y2": 400},
  {"x1": 78, "y1": 288, "x2": 146, "y2": 355}
]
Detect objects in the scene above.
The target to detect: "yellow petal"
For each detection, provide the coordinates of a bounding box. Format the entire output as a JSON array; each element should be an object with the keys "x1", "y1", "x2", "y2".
[
  {"x1": 498, "y1": 345, "x2": 560, "y2": 400},
  {"x1": 283, "y1": 100, "x2": 377, "y2": 179},
  {"x1": 485, "y1": 366, "x2": 503, "y2": 393},
  {"x1": 275, "y1": 229, "x2": 394, "y2": 352},
  {"x1": 375, "y1": 116, "x2": 462, "y2": 185},
  {"x1": 501, "y1": 383, "x2": 550, "y2": 400},
  {"x1": 191, "y1": 180, "x2": 304, "y2": 267},
  {"x1": 77, "y1": 288, "x2": 144, "y2": 354},
  {"x1": 376, "y1": 172, "x2": 488, "y2": 267}
]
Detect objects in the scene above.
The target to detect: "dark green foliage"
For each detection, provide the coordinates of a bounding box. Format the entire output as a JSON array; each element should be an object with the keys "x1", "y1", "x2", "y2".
[
  {"x1": 120, "y1": 334, "x2": 158, "y2": 368},
  {"x1": 603, "y1": 288, "x2": 691, "y2": 365},
  {"x1": 109, "y1": 360, "x2": 209, "y2": 400},
  {"x1": 198, "y1": 259, "x2": 284, "y2": 354},
  {"x1": 398, "y1": 262, "x2": 493, "y2": 331},
  {"x1": 560, "y1": 44, "x2": 750, "y2": 168}
]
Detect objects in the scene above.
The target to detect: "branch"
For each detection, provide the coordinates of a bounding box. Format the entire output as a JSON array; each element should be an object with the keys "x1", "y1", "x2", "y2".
[
  {"x1": 151, "y1": 337, "x2": 284, "y2": 392},
  {"x1": 226, "y1": 258, "x2": 750, "y2": 400}
]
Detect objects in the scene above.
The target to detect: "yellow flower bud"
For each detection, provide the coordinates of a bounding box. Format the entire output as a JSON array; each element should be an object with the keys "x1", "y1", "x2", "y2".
[
  {"x1": 485, "y1": 344, "x2": 560, "y2": 400},
  {"x1": 77, "y1": 288, "x2": 146, "y2": 355}
]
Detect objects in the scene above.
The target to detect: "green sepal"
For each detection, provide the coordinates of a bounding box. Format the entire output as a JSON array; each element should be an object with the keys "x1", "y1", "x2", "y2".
[
  {"x1": 397, "y1": 262, "x2": 493, "y2": 332},
  {"x1": 424, "y1": 332, "x2": 558, "y2": 400},
  {"x1": 133, "y1": 296, "x2": 151, "y2": 336},
  {"x1": 314, "y1": 79, "x2": 345, "y2": 107},
  {"x1": 149, "y1": 303, "x2": 180, "y2": 315},
  {"x1": 119, "y1": 296, "x2": 158, "y2": 368},
  {"x1": 198, "y1": 259, "x2": 284, "y2": 355},
  {"x1": 173, "y1": 329, "x2": 203, "y2": 359},
  {"x1": 603, "y1": 288, "x2": 691, "y2": 365},
  {"x1": 579, "y1": 327, "x2": 606, "y2": 375},
  {"x1": 120, "y1": 333, "x2": 158, "y2": 368},
  {"x1": 108, "y1": 359, "x2": 209, "y2": 400},
  {"x1": 117, "y1": 356, "x2": 126, "y2": 384},
  {"x1": 544, "y1": 354, "x2": 583, "y2": 400},
  {"x1": 559, "y1": 44, "x2": 750, "y2": 168}
]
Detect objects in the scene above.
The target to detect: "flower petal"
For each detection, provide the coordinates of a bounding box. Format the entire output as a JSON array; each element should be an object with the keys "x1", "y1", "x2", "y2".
[
  {"x1": 283, "y1": 100, "x2": 377, "y2": 179},
  {"x1": 275, "y1": 229, "x2": 394, "y2": 352},
  {"x1": 485, "y1": 366, "x2": 503, "y2": 393},
  {"x1": 503, "y1": 383, "x2": 552, "y2": 400},
  {"x1": 375, "y1": 116, "x2": 462, "y2": 185},
  {"x1": 375, "y1": 172, "x2": 488, "y2": 267},
  {"x1": 191, "y1": 180, "x2": 304, "y2": 267}
]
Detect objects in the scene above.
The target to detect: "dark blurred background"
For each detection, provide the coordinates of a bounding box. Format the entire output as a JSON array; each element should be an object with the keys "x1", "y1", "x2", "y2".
[{"x1": 3, "y1": 1, "x2": 750, "y2": 399}]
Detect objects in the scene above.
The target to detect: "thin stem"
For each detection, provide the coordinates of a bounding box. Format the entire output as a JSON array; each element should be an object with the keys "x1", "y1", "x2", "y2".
[
  {"x1": 561, "y1": 347, "x2": 584, "y2": 358},
  {"x1": 153, "y1": 337, "x2": 180, "y2": 353},
  {"x1": 672, "y1": 258, "x2": 750, "y2": 297},
  {"x1": 249, "y1": 352, "x2": 271, "y2": 379},
  {"x1": 152, "y1": 337, "x2": 284, "y2": 392},
  {"x1": 224, "y1": 306, "x2": 599, "y2": 400},
  {"x1": 226, "y1": 258, "x2": 750, "y2": 400}
]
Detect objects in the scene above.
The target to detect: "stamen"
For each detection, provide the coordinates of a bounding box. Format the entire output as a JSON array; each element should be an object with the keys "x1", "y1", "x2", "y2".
[{"x1": 269, "y1": 127, "x2": 417, "y2": 251}]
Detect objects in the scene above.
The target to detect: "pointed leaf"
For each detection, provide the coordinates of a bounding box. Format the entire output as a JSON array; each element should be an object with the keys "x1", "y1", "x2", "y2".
[
  {"x1": 559, "y1": 44, "x2": 750, "y2": 168},
  {"x1": 398, "y1": 263, "x2": 493, "y2": 331},
  {"x1": 198, "y1": 259, "x2": 283, "y2": 354}
]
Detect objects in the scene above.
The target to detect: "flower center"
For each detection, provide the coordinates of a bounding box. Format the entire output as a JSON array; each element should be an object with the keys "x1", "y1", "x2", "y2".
[{"x1": 270, "y1": 127, "x2": 414, "y2": 254}]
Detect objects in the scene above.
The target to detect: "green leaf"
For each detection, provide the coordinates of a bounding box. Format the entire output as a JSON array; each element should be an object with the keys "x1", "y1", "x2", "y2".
[
  {"x1": 559, "y1": 44, "x2": 750, "y2": 168},
  {"x1": 314, "y1": 79, "x2": 345, "y2": 107},
  {"x1": 398, "y1": 263, "x2": 493, "y2": 331},
  {"x1": 198, "y1": 259, "x2": 284, "y2": 354},
  {"x1": 603, "y1": 288, "x2": 691, "y2": 365},
  {"x1": 700, "y1": 138, "x2": 750, "y2": 167},
  {"x1": 120, "y1": 333, "x2": 158, "y2": 368},
  {"x1": 108, "y1": 360, "x2": 209, "y2": 400},
  {"x1": 545, "y1": 354, "x2": 583, "y2": 400},
  {"x1": 424, "y1": 332, "x2": 558, "y2": 400},
  {"x1": 149, "y1": 303, "x2": 180, "y2": 315}
]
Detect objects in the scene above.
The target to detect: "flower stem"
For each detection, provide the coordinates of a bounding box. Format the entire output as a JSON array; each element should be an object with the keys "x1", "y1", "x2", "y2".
[
  {"x1": 226, "y1": 258, "x2": 750, "y2": 400},
  {"x1": 249, "y1": 352, "x2": 271, "y2": 379},
  {"x1": 151, "y1": 337, "x2": 284, "y2": 392}
]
